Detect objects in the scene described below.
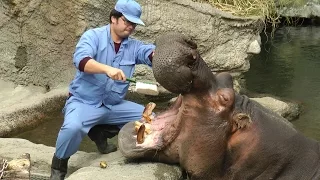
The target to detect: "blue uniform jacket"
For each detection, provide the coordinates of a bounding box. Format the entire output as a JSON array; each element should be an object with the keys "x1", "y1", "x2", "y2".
[{"x1": 69, "y1": 24, "x2": 155, "y2": 109}]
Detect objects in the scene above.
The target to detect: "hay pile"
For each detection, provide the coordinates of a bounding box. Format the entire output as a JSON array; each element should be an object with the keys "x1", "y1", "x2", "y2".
[{"x1": 193, "y1": 0, "x2": 305, "y2": 27}]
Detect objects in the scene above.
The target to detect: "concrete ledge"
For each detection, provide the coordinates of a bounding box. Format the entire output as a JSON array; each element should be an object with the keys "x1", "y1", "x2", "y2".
[{"x1": 0, "y1": 79, "x2": 69, "y2": 137}]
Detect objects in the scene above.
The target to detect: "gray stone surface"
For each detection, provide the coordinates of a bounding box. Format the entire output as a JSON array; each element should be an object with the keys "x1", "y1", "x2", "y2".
[
  {"x1": 0, "y1": 138, "x2": 181, "y2": 180},
  {"x1": 251, "y1": 96, "x2": 300, "y2": 121},
  {"x1": 247, "y1": 40, "x2": 261, "y2": 54},
  {"x1": 0, "y1": 0, "x2": 115, "y2": 88},
  {"x1": 67, "y1": 160, "x2": 182, "y2": 180}
]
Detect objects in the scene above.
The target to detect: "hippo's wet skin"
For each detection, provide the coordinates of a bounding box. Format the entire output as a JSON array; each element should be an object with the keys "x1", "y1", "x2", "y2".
[{"x1": 118, "y1": 32, "x2": 320, "y2": 179}]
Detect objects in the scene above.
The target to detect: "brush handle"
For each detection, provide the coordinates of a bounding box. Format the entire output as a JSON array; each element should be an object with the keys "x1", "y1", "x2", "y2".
[{"x1": 126, "y1": 78, "x2": 136, "y2": 83}]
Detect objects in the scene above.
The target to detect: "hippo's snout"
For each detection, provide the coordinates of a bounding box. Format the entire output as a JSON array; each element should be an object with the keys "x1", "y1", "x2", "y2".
[{"x1": 118, "y1": 96, "x2": 183, "y2": 159}]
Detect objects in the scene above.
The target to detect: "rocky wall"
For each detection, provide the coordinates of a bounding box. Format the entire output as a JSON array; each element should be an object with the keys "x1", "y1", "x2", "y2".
[
  {"x1": 0, "y1": 0, "x2": 115, "y2": 89},
  {"x1": 0, "y1": 0, "x2": 264, "y2": 89}
]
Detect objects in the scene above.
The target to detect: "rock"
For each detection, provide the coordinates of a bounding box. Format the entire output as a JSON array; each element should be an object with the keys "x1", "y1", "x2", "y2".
[
  {"x1": 0, "y1": 138, "x2": 181, "y2": 180},
  {"x1": 66, "y1": 159, "x2": 181, "y2": 180},
  {"x1": 247, "y1": 40, "x2": 261, "y2": 54},
  {"x1": 1, "y1": 153, "x2": 31, "y2": 180},
  {"x1": 251, "y1": 97, "x2": 300, "y2": 121}
]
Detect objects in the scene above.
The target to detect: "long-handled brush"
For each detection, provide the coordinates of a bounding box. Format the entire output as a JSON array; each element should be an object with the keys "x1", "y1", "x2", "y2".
[{"x1": 127, "y1": 78, "x2": 159, "y2": 96}]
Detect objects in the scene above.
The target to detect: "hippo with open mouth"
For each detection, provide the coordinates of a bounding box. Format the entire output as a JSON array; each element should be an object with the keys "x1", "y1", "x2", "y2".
[{"x1": 118, "y1": 32, "x2": 320, "y2": 179}]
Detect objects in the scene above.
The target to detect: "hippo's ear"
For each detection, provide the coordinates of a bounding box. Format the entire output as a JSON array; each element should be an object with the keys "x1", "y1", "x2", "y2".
[{"x1": 232, "y1": 113, "x2": 252, "y2": 130}]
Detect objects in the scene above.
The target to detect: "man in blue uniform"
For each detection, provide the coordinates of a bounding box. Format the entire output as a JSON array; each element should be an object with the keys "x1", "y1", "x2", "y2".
[{"x1": 50, "y1": 0, "x2": 155, "y2": 179}]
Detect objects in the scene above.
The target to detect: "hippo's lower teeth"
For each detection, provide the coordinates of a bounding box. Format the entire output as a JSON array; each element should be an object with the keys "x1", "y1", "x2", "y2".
[
  {"x1": 143, "y1": 102, "x2": 156, "y2": 115},
  {"x1": 135, "y1": 102, "x2": 157, "y2": 144},
  {"x1": 135, "y1": 121, "x2": 152, "y2": 136},
  {"x1": 142, "y1": 102, "x2": 156, "y2": 123},
  {"x1": 137, "y1": 124, "x2": 145, "y2": 144},
  {"x1": 143, "y1": 114, "x2": 152, "y2": 123}
]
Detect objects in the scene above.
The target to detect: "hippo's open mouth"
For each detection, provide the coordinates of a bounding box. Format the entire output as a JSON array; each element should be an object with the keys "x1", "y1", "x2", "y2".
[{"x1": 118, "y1": 95, "x2": 183, "y2": 159}]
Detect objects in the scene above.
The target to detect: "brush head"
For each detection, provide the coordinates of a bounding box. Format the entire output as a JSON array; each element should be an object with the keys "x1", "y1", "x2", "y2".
[{"x1": 134, "y1": 82, "x2": 159, "y2": 96}]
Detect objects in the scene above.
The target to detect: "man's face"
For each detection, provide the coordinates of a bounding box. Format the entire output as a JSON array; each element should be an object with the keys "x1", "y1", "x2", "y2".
[{"x1": 112, "y1": 16, "x2": 137, "y2": 38}]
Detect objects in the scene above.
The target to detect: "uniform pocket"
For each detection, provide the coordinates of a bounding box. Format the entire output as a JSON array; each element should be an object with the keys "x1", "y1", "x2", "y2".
[
  {"x1": 75, "y1": 74, "x2": 105, "y2": 102},
  {"x1": 119, "y1": 60, "x2": 135, "y2": 78},
  {"x1": 108, "y1": 81, "x2": 130, "y2": 105},
  {"x1": 111, "y1": 82, "x2": 128, "y2": 93}
]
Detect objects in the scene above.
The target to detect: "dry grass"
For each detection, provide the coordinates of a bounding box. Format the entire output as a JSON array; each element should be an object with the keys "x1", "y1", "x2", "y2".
[{"x1": 193, "y1": 0, "x2": 306, "y2": 29}]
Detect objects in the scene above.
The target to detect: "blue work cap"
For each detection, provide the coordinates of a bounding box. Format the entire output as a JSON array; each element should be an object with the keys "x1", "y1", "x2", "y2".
[{"x1": 115, "y1": 0, "x2": 145, "y2": 26}]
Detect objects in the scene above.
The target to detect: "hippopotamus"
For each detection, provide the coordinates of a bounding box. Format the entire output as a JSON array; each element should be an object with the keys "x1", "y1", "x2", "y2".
[{"x1": 118, "y1": 32, "x2": 320, "y2": 179}]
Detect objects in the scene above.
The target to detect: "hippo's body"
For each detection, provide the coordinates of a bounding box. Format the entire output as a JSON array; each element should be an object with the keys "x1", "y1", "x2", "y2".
[{"x1": 118, "y1": 32, "x2": 320, "y2": 179}]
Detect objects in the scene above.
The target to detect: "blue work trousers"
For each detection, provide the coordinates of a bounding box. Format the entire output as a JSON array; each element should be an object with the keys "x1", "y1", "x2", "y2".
[{"x1": 54, "y1": 96, "x2": 144, "y2": 159}]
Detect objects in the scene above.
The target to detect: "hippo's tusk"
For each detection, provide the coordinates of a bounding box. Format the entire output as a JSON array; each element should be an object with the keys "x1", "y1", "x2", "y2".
[
  {"x1": 143, "y1": 114, "x2": 152, "y2": 123},
  {"x1": 142, "y1": 102, "x2": 156, "y2": 123},
  {"x1": 135, "y1": 121, "x2": 152, "y2": 135},
  {"x1": 135, "y1": 121, "x2": 143, "y2": 127},
  {"x1": 143, "y1": 102, "x2": 156, "y2": 115},
  {"x1": 134, "y1": 121, "x2": 143, "y2": 133},
  {"x1": 137, "y1": 124, "x2": 146, "y2": 144},
  {"x1": 135, "y1": 102, "x2": 156, "y2": 144}
]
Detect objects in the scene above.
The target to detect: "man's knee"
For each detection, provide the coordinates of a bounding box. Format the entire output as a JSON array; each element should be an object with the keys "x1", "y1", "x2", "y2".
[{"x1": 61, "y1": 121, "x2": 85, "y2": 136}]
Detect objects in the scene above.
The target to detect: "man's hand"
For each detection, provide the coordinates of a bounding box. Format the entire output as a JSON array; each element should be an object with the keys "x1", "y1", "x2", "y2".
[
  {"x1": 82, "y1": 59, "x2": 126, "y2": 81},
  {"x1": 105, "y1": 66, "x2": 126, "y2": 81}
]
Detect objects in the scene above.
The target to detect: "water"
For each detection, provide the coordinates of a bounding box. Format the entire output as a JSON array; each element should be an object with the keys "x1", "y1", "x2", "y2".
[
  {"x1": 244, "y1": 26, "x2": 320, "y2": 140},
  {"x1": 14, "y1": 94, "x2": 173, "y2": 152},
  {"x1": 13, "y1": 102, "x2": 99, "y2": 153}
]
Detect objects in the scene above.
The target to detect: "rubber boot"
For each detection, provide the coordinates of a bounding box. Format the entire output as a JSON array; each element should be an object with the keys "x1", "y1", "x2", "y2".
[
  {"x1": 50, "y1": 154, "x2": 69, "y2": 180},
  {"x1": 88, "y1": 124, "x2": 120, "y2": 154}
]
